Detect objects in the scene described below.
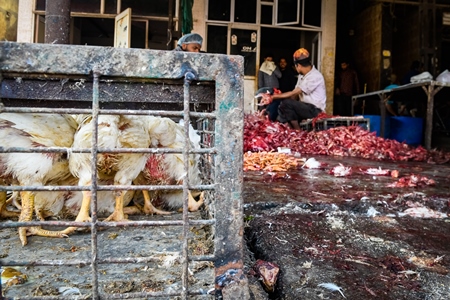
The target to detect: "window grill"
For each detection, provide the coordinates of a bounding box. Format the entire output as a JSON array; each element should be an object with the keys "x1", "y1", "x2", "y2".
[{"x1": 0, "y1": 42, "x2": 248, "y2": 299}]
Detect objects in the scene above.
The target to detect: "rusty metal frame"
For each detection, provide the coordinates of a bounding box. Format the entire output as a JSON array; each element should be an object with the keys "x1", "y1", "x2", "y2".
[{"x1": 0, "y1": 42, "x2": 248, "y2": 299}]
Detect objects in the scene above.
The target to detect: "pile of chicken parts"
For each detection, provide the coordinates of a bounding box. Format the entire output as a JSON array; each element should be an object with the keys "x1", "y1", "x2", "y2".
[
  {"x1": 244, "y1": 114, "x2": 450, "y2": 164},
  {"x1": 243, "y1": 114, "x2": 447, "y2": 187}
]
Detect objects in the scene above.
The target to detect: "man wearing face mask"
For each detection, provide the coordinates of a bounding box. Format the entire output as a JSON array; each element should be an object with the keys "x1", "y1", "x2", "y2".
[
  {"x1": 256, "y1": 48, "x2": 326, "y2": 130},
  {"x1": 174, "y1": 33, "x2": 203, "y2": 52}
]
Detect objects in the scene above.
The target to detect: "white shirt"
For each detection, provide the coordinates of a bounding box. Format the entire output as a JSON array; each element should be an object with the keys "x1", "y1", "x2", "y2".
[{"x1": 295, "y1": 66, "x2": 326, "y2": 111}]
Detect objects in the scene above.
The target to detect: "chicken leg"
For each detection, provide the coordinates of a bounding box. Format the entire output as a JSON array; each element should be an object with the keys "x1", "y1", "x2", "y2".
[
  {"x1": 140, "y1": 190, "x2": 171, "y2": 215},
  {"x1": 104, "y1": 191, "x2": 129, "y2": 222},
  {"x1": 187, "y1": 191, "x2": 204, "y2": 212},
  {"x1": 18, "y1": 191, "x2": 68, "y2": 246},
  {"x1": 0, "y1": 191, "x2": 20, "y2": 219},
  {"x1": 56, "y1": 190, "x2": 92, "y2": 236}
]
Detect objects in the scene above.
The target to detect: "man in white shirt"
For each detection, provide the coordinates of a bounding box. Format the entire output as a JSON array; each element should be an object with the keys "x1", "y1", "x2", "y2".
[{"x1": 259, "y1": 48, "x2": 326, "y2": 130}]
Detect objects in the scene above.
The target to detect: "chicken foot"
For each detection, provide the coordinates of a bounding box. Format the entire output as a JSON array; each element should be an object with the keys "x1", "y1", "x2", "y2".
[
  {"x1": 18, "y1": 191, "x2": 68, "y2": 246},
  {"x1": 56, "y1": 190, "x2": 92, "y2": 236},
  {"x1": 104, "y1": 191, "x2": 129, "y2": 222},
  {"x1": 140, "y1": 190, "x2": 171, "y2": 215},
  {"x1": 0, "y1": 191, "x2": 20, "y2": 219},
  {"x1": 187, "y1": 191, "x2": 204, "y2": 212}
]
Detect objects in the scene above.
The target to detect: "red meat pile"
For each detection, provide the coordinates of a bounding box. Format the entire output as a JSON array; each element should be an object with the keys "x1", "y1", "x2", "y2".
[{"x1": 244, "y1": 114, "x2": 450, "y2": 164}]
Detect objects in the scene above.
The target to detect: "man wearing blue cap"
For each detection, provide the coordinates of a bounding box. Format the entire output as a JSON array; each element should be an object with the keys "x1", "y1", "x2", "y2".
[{"x1": 174, "y1": 33, "x2": 203, "y2": 52}]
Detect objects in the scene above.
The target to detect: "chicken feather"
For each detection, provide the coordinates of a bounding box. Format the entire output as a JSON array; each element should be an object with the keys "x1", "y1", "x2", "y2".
[
  {"x1": 136, "y1": 119, "x2": 204, "y2": 212},
  {"x1": 0, "y1": 113, "x2": 77, "y2": 245},
  {"x1": 59, "y1": 114, "x2": 177, "y2": 235}
]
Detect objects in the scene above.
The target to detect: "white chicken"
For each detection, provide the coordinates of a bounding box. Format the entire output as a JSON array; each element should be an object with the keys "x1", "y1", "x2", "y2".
[
  {"x1": 0, "y1": 113, "x2": 78, "y2": 245},
  {"x1": 134, "y1": 119, "x2": 204, "y2": 213},
  {"x1": 0, "y1": 181, "x2": 19, "y2": 219},
  {"x1": 32, "y1": 175, "x2": 135, "y2": 220},
  {"x1": 57, "y1": 114, "x2": 179, "y2": 236}
]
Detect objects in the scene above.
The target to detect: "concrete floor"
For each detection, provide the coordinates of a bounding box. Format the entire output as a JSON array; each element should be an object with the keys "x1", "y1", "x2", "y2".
[{"x1": 243, "y1": 155, "x2": 450, "y2": 299}]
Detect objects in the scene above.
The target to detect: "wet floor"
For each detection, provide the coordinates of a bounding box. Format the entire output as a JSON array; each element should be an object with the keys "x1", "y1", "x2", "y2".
[{"x1": 243, "y1": 155, "x2": 450, "y2": 299}]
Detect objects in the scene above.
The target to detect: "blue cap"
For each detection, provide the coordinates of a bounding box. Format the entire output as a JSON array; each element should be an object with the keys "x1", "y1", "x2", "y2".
[{"x1": 177, "y1": 33, "x2": 203, "y2": 46}]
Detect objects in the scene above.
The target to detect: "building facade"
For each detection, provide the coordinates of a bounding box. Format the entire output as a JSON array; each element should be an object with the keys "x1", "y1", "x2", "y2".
[{"x1": 13, "y1": 0, "x2": 337, "y2": 113}]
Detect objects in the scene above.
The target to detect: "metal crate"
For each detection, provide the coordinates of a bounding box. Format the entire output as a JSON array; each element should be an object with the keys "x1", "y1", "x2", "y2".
[
  {"x1": 0, "y1": 42, "x2": 248, "y2": 299},
  {"x1": 300, "y1": 117, "x2": 370, "y2": 132}
]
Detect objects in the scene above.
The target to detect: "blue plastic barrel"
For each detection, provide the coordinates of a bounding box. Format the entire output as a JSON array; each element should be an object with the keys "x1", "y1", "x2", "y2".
[
  {"x1": 390, "y1": 117, "x2": 423, "y2": 146},
  {"x1": 357, "y1": 115, "x2": 390, "y2": 138}
]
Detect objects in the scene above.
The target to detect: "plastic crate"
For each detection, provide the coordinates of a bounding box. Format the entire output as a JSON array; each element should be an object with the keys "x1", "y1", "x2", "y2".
[{"x1": 300, "y1": 117, "x2": 370, "y2": 132}]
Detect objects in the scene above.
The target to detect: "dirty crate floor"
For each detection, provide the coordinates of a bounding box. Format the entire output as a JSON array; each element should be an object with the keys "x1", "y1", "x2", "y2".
[{"x1": 1, "y1": 212, "x2": 215, "y2": 299}]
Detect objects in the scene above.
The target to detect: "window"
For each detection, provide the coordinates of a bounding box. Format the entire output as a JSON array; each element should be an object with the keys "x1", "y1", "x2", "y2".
[
  {"x1": 234, "y1": 0, "x2": 257, "y2": 23},
  {"x1": 35, "y1": 0, "x2": 45, "y2": 11},
  {"x1": 207, "y1": 25, "x2": 227, "y2": 54},
  {"x1": 71, "y1": 0, "x2": 101, "y2": 14},
  {"x1": 105, "y1": 0, "x2": 119, "y2": 14},
  {"x1": 207, "y1": 0, "x2": 231, "y2": 21},
  {"x1": 230, "y1": 28, "x2": 257, "y2": 76},
  {"x1": 121, "y1": 0, "x2": 173, "y2": 17},
  {"x1": 276, "y1": 0, "x2": 300, "y2": 25},
  {"x1": 33, "y1": 0, "x2": 180, "y2": 50},
  {"x1": 72, "y1": 18, "x2": 115, "y2": 46},
  {"x1": 205, "y1": 0, "x2": 323, "y2": 77},
  {"x1": 261, "y1": 5, "x2": 273, "y2": 25},
  {"x1": 303, "y1": 0, "x2": 322, "y2": 28}
]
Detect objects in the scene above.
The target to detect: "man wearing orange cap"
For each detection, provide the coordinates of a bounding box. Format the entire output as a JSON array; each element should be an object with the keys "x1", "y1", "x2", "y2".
[{"x1": 257, "y1": 48, "x2": 326, "y2": 130}]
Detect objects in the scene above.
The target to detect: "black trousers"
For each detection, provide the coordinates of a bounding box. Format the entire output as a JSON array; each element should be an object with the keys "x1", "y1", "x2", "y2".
[
  {"x1": 277, "y1": 99, "x2": 322, "y2": 123},
  {"x1": 266, "y1": 100, "x2": 281, "y2": 121}
]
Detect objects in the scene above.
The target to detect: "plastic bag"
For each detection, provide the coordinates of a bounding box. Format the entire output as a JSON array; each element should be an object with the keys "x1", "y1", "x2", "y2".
[
  {"x1": 410, "y1": 71, "x2": 433, "y2": 83},
  {"x1": 436, "y1": 69, "x2": 450, "y2": 83}
]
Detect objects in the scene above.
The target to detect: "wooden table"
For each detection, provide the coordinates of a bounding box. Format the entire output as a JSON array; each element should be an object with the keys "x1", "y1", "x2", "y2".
[{"x1": 351, "y1": 81, "x2": 450, "y2": 150}]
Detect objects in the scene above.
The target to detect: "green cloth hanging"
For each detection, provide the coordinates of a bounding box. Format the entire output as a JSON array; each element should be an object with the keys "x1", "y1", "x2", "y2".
[{"x1": 181, "y1": 0, "x2": 194, "y2": 34}]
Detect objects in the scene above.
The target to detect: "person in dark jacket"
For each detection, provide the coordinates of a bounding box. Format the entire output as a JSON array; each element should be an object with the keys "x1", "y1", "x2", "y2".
[
  {"x1": 258, "y1": 54, "x2": 282, "y2": 121},
  {"x1": 258, "y1": 54, "x2": 282, "y2": 90},
  {"x1": 401, "y1": 60, "x2": 421, "y2": 85},
  {"x1": 278, "y1": 57, "x2": 297, "y2": 93},
  {"x1": 335, "y1": 59, "x2": 360, "y2": 116}
]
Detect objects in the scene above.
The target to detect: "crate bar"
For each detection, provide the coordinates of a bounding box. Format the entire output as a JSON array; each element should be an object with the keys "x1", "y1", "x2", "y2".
[
  {"x1": 90, "y1": 69, "x2": 101, "y2": 300},
  {"x1": 0, "y1": 183, "x2": 215, "y2": 192},
  {"x1": 0, "y1": 219, "x2": 215, "y2": 228},
  {"x1": 0, "y1": 77, "x2": 214, "y2": 105},
  {"x1": 6, "y1": 290, "x2": 210, "y2": 300},
  {"x1": 1, "y1": 254, "x2": 216, "y2": 268},
  {"x1": 0, "y1": 106, "x2": 216, "y2": 119},
  {"x1": 181, "y1": 72, "x2": 195, "y2": 299},
  {"x1": 0, "y1": 146, "x2": 216, "y2": 155}
]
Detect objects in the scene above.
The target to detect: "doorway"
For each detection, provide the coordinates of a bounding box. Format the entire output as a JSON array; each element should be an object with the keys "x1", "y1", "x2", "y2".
[{"x1": 259, "y1": 27, "x2": 320, "y2": 71}]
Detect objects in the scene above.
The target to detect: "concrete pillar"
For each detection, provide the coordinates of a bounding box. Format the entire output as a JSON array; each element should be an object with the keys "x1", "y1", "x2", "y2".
[
  {"x1": 17, "y1": 0, "x2": 34, "y2": 42},
  {"x1": 321, "y1": 0, "x2": 337, "y2": 114},
  {"x1": 192, "y1": 0, "x2": 206, "y2": 39},
  {"x1": 45, "y1": 0, "x2": 70, "y2": 44}
]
